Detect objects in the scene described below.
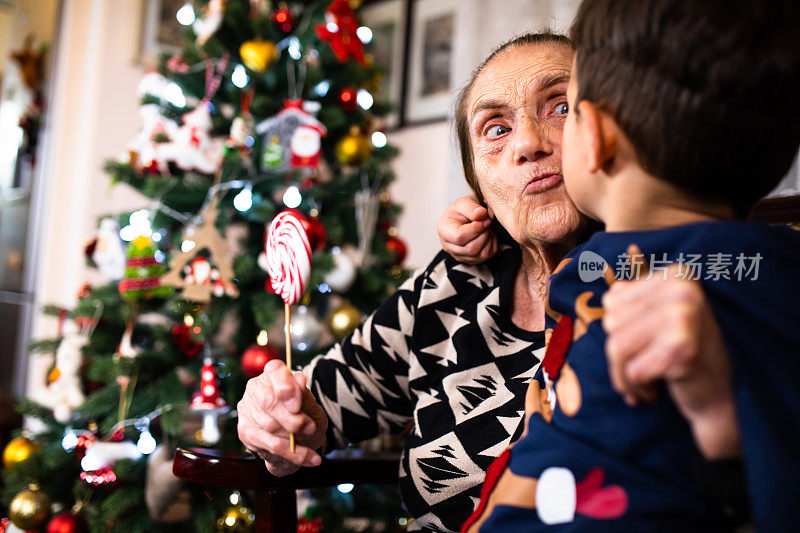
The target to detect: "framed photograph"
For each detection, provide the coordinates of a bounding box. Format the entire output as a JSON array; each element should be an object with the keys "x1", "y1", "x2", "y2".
[
  {"x1": 360, "y1": 0, "x2": 408, "y2": 128},
  {"x1": 138, "y1": 0, "x2": 185, "y2": 64},
  {"x1": 404, "y1": 0, "x2": 478, "y2": 124}
]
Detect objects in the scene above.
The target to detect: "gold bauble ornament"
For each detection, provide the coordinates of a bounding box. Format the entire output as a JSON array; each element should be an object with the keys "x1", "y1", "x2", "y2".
[
  {"x1": 335, "y1": 126, "x2": 371, "y2": 166},
  {"x1": 326, "y1": 301, "x2": 363, "y2": 341},
  {"x1": 239, "y1": 39, "x2": 278, "y2": 72},
  {"x1": 3, "y1": 436, "x2": 39, "y2": 470},
  {"x1": 9, "y1": 485, "x2": 50, "y2": 530},
  {"x1": 216, "y1": 505, "x2": 255, "y2": 532}
]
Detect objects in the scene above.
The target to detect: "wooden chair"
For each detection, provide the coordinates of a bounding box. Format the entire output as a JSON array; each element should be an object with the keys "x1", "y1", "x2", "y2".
[{"x1": 172, "y1": 447, "x2": 400, "y2": 533}]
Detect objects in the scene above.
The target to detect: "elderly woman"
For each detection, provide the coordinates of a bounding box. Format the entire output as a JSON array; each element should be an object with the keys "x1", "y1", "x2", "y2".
[{"x1": 237, "y1": 32, "x2": 738, "y2": 532}]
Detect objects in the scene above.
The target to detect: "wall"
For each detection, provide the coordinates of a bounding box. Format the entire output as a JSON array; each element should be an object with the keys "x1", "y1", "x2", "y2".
[{"x1": 28, "y1": 0, "x2": 149, "y2": 396}]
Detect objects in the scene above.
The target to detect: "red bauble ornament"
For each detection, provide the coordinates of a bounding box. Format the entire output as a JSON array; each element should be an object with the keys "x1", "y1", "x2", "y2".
[
  {"x1": 385, "y1": 236, "x2": 407, "y2": 266},
  {"x1": 0, "y1": 518, "x2": 9, "y2": 533},
  {"x1": 171, "y1": 323, "x2": 203, "y2": 358},
  {"x1": 271, "y1": 3, "x2": 294, "y2": 33},
  {"x1": 304, "y1": 217, "x2": 327, "y2": 253},
  {"x1": 338, "y1": 87, "x2": 358, "y2": 111},
  {"x1": 47, "y1": 511, "x2": 89, "y2": 533},
  {"x1": 241, "y1": 344, "x2": 281, "y2": 378},
  {"x1": 284, "y1": 209, "x2": 326, "y2": 252}
]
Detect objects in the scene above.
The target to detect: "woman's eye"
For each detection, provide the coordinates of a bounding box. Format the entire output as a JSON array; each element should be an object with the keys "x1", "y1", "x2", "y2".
[
  {"x1": 486, "y1": 124, "x2": 511, "y2": 138},
  {"x1": 555, "y1": 102, "x2": 569, "y2": 115}
]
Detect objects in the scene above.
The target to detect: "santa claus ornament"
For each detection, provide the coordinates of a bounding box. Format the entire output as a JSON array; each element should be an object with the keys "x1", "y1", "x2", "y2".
[{"x1": 255, "y1": 100, "x2": 327, "y2": 171}]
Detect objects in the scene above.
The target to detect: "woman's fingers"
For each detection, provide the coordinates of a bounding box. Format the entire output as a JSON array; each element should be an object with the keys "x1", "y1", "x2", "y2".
[{"x1": 265, "y1": 360, "x2": 303, "y2": 413}]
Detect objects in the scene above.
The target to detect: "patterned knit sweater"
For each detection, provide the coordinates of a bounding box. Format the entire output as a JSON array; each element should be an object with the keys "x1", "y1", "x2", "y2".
[{"x1": 303, "y1": 247, "x2": 545, "y2": 532}]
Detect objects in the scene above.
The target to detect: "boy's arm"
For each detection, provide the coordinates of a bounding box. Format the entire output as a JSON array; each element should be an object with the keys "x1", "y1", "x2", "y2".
[
  {"x1": 438, "y1": 195, "x2": 497, "y2": 264},
  {"x1": 602, "y1": 256, "x2": 740, "y2": 459}
]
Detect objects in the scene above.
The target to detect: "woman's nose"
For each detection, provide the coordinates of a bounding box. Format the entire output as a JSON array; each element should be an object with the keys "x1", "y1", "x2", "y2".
[{"x1": 512, "y1": 119, "x2": 553, "y2": 164}]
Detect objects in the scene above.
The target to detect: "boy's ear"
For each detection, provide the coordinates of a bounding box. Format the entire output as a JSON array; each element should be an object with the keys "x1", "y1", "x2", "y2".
[{"x1": 576, "y1": 100, "x2": 617, "y2": 174}]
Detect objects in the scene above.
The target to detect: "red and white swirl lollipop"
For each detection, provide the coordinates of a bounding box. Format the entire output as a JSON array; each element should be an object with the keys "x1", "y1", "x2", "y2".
[
  {"x1": 265, "y1": 209, "x2": 312, "y2": 305},
  {"x1": 264, "y1": 209, "x2": 313, "y2": 453}
]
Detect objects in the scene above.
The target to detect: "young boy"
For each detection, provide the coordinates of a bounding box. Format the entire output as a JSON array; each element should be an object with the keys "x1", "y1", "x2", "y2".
[{"x1": 452, "y1": 0, "x2": 800, "y2": 530}]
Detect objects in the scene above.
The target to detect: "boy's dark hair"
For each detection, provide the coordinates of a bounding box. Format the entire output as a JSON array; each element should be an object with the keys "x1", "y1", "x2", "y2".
[
  {"x1": 454, "y1": 31, "x2": 573, "y2": 203},
  {"x1": 570, "y1": 0, "x2": 800, "y2": 216}
]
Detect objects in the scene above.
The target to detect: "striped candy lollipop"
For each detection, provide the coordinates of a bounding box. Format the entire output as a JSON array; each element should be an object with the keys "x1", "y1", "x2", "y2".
[{"x1": 265, "y1": 210, "x2": 312, "y2": 305}]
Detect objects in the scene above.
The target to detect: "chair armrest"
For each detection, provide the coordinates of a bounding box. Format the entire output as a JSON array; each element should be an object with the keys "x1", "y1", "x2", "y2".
[{"x1": 172, "y1": 447, "x2": 400, "y2": 491}]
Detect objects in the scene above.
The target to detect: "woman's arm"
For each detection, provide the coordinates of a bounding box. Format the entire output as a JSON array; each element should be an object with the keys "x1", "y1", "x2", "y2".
[{"x1": 238, "y1": 269, "x2": 423, "y2": 474}]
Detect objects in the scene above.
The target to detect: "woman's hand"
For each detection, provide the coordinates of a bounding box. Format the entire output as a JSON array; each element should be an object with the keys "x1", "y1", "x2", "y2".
[
  {"x1": 237, "y1": 360, "x2": 328, "y2": 476},
  {"x1": 602, "y1": 250, "x2": 740, "y2": 459},
  {"x1": 437, "y1": 196, "x2": 497, "y2": 265}
]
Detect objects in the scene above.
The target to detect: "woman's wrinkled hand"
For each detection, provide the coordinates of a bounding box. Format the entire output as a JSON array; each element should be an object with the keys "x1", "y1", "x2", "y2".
[
  {"x1": 437, "y1": 196, "x2": 498, "y2": 265},
  {"x1": 237, "y1": 360, "x2": 328, "y2": 476},
  {"x1": 602, "y1": 245, "x2": 740, "y2": 459}
]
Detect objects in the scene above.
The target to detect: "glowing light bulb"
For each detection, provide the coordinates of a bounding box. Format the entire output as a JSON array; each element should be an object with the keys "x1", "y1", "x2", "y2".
[
  {"x1": 233, "y1": 187, "x2": 253, "y2": 212},
  {"x1": 181, "y1": 240, "x2": 196, "y2": 252},
  {"x1": 356, "y1": 89, "x2": 373, "y2": 110},
  {"x1": 256, "y1": 330, "x2": 269, "y2": 346},
  {"x1": 282, "y1": 185, "x2": 302, "y2": 208},
  {"x1": 356, "y1": 26, "x2": 373, "y2": 44},
  {"x1": 288, "y1": 38, "x2": 302, "y2": 60},
  {"x1": 337, "y1": 483, "x2": 354, "y2": 493},
  {"x1": 314, "y1": 80, "x2": 331, "y2": 97},
  {"x1": 371, "y1": 131, "x2": 387, "y2": 148},
  {"x1": 164, "y1": 82, "x2": 186, "y2": 108},
  {"x1": 62, "y1": 427, "x2": 78, "y2": 451},
  {"x1": 232, "y1": 64, "x2": 249, "y2": 88},
  {"x1": 137, "y1": 428, "x2": 157, "y2": 455},
  {"x1": 176, "y1": 3, "x2": 195, "y2": 25}
]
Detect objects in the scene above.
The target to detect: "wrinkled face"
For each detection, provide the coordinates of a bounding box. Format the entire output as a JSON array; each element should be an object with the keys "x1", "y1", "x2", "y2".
[{"x1": 468, "y1": 43, "x2": 583, "y2": 246}]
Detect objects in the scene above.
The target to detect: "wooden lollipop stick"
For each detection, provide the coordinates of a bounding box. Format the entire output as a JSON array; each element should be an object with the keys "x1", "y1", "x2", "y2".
[{"x1": 285, "y1": 303, "x2": 295, "y2": 453}]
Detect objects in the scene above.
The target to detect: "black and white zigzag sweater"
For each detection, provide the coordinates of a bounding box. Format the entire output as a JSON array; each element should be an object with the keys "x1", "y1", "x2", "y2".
[{"x1": 304, "y1": 246, "x2": 545, "y2": 532}]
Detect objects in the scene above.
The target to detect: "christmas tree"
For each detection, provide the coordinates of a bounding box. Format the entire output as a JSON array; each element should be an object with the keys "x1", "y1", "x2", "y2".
[{"x1": 2, "y1": 1, "x2": 409, "y2": 531}]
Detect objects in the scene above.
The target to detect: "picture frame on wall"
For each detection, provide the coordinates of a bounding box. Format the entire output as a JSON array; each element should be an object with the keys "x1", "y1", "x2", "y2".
[
  {"x1": 404, "y1": 0, "x2": 476, "y2": 124},
  {"x1": 138, "y1": 0, "x2": 185, "y2": 65},
  {"x1": 360, "y1": 0, "x2": 408, "y2": 129}
]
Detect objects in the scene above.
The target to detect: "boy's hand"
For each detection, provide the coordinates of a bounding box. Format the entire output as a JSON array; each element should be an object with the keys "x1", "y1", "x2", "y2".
[
  {"x1": 602, "y1": 245, "x2": 740, "y2": 459},
  {"x1": 237, "y1": 360, "x2": 328, "y2": 476},
  {"x1": 437, "y1": 196, "x2": 497, "y2": 265}
]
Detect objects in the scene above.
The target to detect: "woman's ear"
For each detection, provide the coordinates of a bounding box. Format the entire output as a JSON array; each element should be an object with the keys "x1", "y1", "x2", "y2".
[{"x1": 577, "y1": 100, "x2": 617, "y2": 174}]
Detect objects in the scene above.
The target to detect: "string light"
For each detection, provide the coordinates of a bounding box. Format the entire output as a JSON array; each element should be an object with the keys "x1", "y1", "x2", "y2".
[
  {"x1": 62, "y1": 426, "x2": 79, "y2": 452},
  {"x1": 164, "y1": 82, "x2": 187, "y2": 108},
  {"x1": 176, "y1": 3, "x2": 195, "y2": 25},
  {"x1": 282, "y1": 185, "x2": 302, "y2": 208},
  {"x1": 357, "y1": 89, "x2": 373, "y2": 110},
  {"x1": 287, "y1": 38, "x2": 302, "y2": 60},
  {"x1": 232, "y1": 64, "x2": 249, "y2": 88},
  {"x1": 371, "y1": 131, "x2": 387, "y2": 148},
  {"x1": 135, "y1": 418, "x2": 157, "y2": 455},
  {"x1": 356, "y1": 26, "x2": 373, "y2": 44},
  {"x1": 314, "y1": 80, "x2": 331, "y2": 97},
  {"x1": 233, "y1": 186, "x2": 253, "y2": 212},
  {"x1": 337, "y1": 483, "x2": 354, "y2": 494},
  {"x1": 256, "y1": 330, "x2": 269, "y2": 346},
  {"x1": 181, "y1": 240, "x2": 197, "y2": 252}
]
